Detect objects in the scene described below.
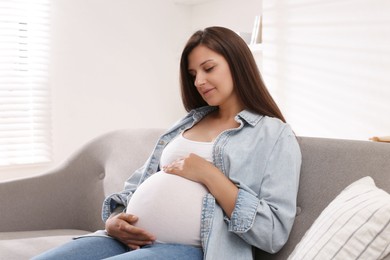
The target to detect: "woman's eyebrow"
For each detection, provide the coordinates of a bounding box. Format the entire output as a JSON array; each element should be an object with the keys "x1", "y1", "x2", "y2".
[{"x1": 200, "y1": 59, "x2": 213, "y2": 66}]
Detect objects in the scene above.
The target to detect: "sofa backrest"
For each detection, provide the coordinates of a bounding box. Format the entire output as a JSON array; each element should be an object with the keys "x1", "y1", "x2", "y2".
[
  {"x1": 257, "y1": 136, "x2": 390, "y2": 259},
  {"x1": 96, "y1": 128, "x2": 165, "y2": 198},
  {"x1": 78, "y1": 129, "x2": 390, "y2": 259}
]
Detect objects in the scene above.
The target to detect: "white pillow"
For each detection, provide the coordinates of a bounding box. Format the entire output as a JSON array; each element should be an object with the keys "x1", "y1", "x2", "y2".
[{"x1": 288, "y1": 176, "x2": 390, "y2": 260}]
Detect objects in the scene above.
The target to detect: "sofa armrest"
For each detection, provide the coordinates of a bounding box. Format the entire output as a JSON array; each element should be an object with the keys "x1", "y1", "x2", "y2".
[
  {"x1": 0, "y1": 143, "x2": 108, "y2": 232},
  {"x1": 0, "y1": 128, "x2": 166, "y2": 233}
]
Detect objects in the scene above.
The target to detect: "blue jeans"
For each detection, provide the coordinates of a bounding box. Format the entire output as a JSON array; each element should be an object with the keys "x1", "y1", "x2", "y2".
[{"x1": 32, "y1": 237, "x2": 203, "y2": 260}]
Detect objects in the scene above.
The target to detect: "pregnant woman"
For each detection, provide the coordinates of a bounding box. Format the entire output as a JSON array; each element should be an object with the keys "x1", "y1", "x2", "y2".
[{"x1": 33, "y1": 26, "x2": 301, "y2": 260}]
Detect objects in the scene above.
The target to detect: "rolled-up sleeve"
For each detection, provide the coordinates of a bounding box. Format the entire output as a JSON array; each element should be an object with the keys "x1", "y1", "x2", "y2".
[{"x1": 227, "y1": 189, "x2": 259, "y2": 232}]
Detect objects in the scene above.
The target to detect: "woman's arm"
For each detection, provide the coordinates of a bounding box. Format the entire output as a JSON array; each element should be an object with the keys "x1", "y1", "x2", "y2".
[
  {"x1": 226, "y1": 131, "x2": 302, "y2": 253},
  {"x1": 101, "y1": 163, "x2": 147, "y2": 222}
]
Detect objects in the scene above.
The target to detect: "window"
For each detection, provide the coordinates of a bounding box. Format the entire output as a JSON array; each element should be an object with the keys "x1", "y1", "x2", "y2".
[
  {"x1": 0, "y1": 0, "x2": 51, "y2": 166},
  {"x1": 262, "y1": 0, "x2": 390, "y2": 140}
]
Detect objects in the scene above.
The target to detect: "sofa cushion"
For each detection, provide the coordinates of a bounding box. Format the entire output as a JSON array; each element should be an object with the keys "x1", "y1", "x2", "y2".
[
  {"x1": 288, "y1": 176, "x2": 390, "y2": 260},
  {"x1": 0, "y1": 229, "x2": 90, "y2": 260}
]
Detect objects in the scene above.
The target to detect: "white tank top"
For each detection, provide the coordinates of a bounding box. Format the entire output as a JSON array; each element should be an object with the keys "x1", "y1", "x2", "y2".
[{"x1": 126, "y1": 132, "x2": 213, "y2": 246}]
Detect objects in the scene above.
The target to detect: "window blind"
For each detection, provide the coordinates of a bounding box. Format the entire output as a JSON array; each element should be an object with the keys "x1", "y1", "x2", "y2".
[
  {"x1": 262, "y1": 0, "x2": 390, "y2": 140},
  {"x1": 0, "y1": 0, "x2": 51, "y2": 166}
]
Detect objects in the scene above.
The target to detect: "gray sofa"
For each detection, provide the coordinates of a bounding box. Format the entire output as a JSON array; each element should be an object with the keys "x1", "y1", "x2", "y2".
[{"x1": 1, "y1": 128, "x2": 389, "y2": 260}]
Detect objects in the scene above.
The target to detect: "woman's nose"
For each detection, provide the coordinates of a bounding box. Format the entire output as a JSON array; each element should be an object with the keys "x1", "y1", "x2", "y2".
[{"x1": 194, "y1": 74, "x2": 206, "y2": 87}]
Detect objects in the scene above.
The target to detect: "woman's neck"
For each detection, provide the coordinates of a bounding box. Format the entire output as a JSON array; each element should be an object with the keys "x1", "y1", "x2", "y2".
[{"x1": 215, "y1": 103, "x2": 244, "y2": 121}]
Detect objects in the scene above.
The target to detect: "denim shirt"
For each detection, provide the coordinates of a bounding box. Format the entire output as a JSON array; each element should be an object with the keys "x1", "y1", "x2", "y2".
[{"x1": 102, "y1": 106, "x2": 302, "y2": 259}]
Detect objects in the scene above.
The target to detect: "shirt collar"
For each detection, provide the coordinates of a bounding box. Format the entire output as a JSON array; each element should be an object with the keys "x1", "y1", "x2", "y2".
[{"x1": 236, "y1": 110, "x2": 263, "y2": 127}]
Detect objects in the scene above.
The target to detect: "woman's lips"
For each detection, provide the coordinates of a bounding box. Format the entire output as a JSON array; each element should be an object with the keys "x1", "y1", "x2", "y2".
[{"x1": 202, "y1": 88, "x2": 215, "y2": 96}]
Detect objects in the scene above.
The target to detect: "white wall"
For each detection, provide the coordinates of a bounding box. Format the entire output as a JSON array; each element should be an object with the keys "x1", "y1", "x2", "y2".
[
  {"x1": 190, "y1": 0, "x2": 262, "y2": 33},
  {"x1": 1, "y1": 0, "x2": 193, "y2": 180},
  {"x1": 50, "y1": 0, "x2": 191, "y2": 162}
]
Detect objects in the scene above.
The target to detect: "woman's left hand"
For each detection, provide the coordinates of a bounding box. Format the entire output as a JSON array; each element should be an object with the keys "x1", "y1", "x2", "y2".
[{"x1": 162, "y1": 153, "x2": 215, "y2": 184}]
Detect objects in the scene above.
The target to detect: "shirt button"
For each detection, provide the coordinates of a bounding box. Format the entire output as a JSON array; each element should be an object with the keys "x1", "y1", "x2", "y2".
[{"x1": 158, "y1": 140, "x2": 166, "y2": 145}]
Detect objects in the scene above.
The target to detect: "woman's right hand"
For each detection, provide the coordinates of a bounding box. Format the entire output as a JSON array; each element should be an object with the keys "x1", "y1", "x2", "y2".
[{"x1": 105, "y1": 212, "x2": 156, "y2": 250}]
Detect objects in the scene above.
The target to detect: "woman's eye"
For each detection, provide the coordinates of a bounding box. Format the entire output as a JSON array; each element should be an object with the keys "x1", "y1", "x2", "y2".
[{"x1": 205, "y1": 66, "x2": 214, "y2": 72}]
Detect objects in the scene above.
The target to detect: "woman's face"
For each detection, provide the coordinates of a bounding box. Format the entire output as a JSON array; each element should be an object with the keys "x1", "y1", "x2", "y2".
[{"x1": 187, "y1": 45, "x2": 239, "y2": 108}]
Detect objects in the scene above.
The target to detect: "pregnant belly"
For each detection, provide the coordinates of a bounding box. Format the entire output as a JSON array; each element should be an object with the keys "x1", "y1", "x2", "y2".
[{"x1": 126, "y1": 171, "x2": 208, "y2": 246}]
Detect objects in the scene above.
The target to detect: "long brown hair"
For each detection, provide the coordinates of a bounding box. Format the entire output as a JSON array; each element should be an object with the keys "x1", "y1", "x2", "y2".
[{"x1": 180, "y1": 26, "x2": 286, "y2": 123}]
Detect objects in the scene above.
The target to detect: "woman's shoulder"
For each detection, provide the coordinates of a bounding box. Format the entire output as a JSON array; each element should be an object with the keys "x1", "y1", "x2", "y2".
[
  {"x1": 260, "y1": 115, "x2": 288, "y2": 127},
  {"x1": 256, "y1": 115, "x2": 295, "y2": 138}
]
